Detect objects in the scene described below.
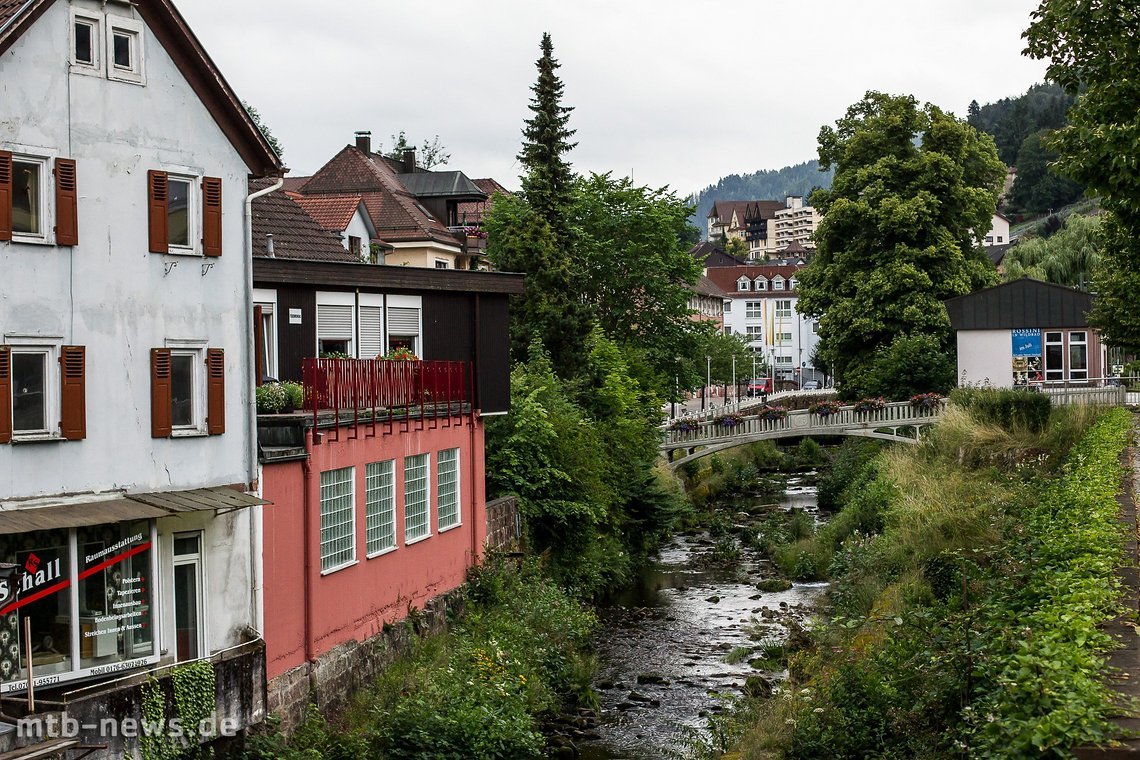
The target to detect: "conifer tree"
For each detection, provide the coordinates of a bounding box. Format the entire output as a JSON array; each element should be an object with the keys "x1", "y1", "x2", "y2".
[{"x1": 518, "y1": 33, "x2": 577, "y2": 235}]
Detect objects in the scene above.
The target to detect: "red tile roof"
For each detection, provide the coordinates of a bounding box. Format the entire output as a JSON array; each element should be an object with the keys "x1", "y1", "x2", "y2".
[
  {"x1": 250, "y1": 181, "x2": 358, "y2": 263},
  {"x1": 282, "y1": 176, "x2": 311, "y2": 194},
  {"x1": 299, "y1": 146, "x2": 463, "y2": 246},
  {"x1": 705, "y1": 263, "x2": 805, "y2": 295},
  {"x1": 457, "y1": 178, "x2": 511, "y2": 226},
  {"x1": 294, "y1": 194, "x2": 363, "y2": 232},
  {"x1": 693, "y1": 275, "x2": 730, "y2": 298}
]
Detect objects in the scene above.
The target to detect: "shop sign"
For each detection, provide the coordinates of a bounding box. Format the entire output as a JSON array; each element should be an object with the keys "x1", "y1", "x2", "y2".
[{"x1": 1012, "y1": 328, "x2": 1043, "y2": 387}]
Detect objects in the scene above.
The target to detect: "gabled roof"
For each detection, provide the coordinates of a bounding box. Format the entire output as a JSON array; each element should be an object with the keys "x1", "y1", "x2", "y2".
[
  {"x1": 945, "y1": 277, "x2": 1094, "y2": 331},
  {"x1": 986, "y1": 243, "x2": 1012, "y2": 266},
  {"x1": 282, "y1": 176, "x2": 312, "y2": 194},
  {"x1": 708, "y1": 200, "x2": 786, "y2": 223},
  {"x1": 299, "y1": 146, "x2": 462, "y2": 246},
  {"x1": 705, "y1": 263, "x2": 804, "y2": 295},
  {"x1": 295, "y1": 194, "x2": 366, "y2": 232},
  {"x1": 1, "y1": 0, "x2": 281, "y2": 176},
  {"x1": 397, "y1": 171, "x2": 486, "y2": 200},
  {"x1": 688, "y1": 241, "x2": 747, "y2": 268},
  {"x1": 692, "y1": 275, "x2": 730, "y2": 299},
  {"x1": 251, "y1": 182, "x2": 359, "y2": 263},
  {"x1": 782, "y1": 240, "x2": 810, "y2": 255}
]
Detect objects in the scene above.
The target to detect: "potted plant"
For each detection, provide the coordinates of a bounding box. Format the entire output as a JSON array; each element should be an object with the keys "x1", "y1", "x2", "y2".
[
  {"x1": 714, "y1": 412, "x2": 744, "y2": 428},
  {"x1": 853, "y1": 396, "x2": 886, "y2": 415},
  {"x1": 808, "y1": 399, "x2": 842, "y2": 418},
  {"x1": 669, "y1": 418, "x2": 699, "y2": 433},
  {"x1": 909, "y1": 392, "x2": 942, "y2": 412},
  {"x1": 756, "y1": 405, "x2": 788, "y2": 422},
  {"x1": 383, "y1": 346, "x2": 419, "y2": 361}
]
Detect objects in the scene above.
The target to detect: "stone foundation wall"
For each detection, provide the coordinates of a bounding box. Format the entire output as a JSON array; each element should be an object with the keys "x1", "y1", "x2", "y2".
[
  {"x1": 266, "y1": 590, "x2": 464, "y2": 735},
  {"x1": 486, "y1": 495, "x2": 521, "y2": 551}
]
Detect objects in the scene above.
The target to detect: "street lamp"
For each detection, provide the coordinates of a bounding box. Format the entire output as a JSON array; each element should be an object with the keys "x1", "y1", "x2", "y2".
[
  {"x1": 731, "y1": 355, "x2": 737, "y2": 405},
  {"x1": 704, "y1": 355, "x2": 711, "y2": 411}
]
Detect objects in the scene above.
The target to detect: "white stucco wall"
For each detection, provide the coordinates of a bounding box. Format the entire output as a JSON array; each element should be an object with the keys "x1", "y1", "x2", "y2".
[
  {"x1": 0, "y1": 0, "x2": 256, "y2": 499},
  {"x1": 957, "y1": 329, "x2": 1013, "y2": 387},
  {"x1": 342, "y1": 208, "x2": 372, "y2": 256},
  {"x1": 722, "y1": 293, "x2": 822, "y2": 382}
]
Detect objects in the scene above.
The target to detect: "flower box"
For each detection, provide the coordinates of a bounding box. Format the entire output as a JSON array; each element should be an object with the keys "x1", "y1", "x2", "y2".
[
  {"x1": 714, "y1": 413, "x2": 745, "y2": 428},
  {"x1": 909, "y1": 392, "x2": 942, "y2": 411},
  {"x1": 852, "y1": 396, "x2": 886, "y2": 414},
  {"x1": 756, "y1": 405, "x2": 788, "y2": 422},
  {"x1": 669, "y1": 418, "x2": 699, "y2": 433},
  {"x1": 809, "y1": 400, "x2": 842, "y2": 418}
]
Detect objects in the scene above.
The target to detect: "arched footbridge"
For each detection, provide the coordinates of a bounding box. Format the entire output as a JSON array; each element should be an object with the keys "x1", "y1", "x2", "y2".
[{"x1": 661, "y1": 401, "x2": 945, "y2": 470}]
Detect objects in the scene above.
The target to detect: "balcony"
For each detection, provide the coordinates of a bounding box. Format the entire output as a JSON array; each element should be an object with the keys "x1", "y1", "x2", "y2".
[{"x1": 256, "y1": 360, "x2": 474, "y2": 454}]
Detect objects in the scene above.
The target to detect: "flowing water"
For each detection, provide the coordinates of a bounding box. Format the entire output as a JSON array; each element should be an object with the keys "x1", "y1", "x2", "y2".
[{"x1": 576, "y1": 475, "x2": 827, "y2": 759}]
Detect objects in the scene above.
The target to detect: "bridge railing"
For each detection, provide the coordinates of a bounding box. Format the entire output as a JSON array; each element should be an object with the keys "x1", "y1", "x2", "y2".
[
  {"x1": 664, "y1": 400, "x2": 944, "y2": 447},
  {"x1": 665, "y1": 389, "x2": 839, "y2": 427}
]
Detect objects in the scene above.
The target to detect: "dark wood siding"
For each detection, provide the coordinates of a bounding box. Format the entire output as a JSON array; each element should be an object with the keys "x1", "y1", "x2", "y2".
[
  {"x1": 946, "y1": 278, "x2": 1094, "y2": 331},
  {"x1": 477, "y1": 295, "x2": 511, "y2": 414},
  {"x1": 422, "y1": 292, "x2": 474, "y2": 362},
  {"x1": 274, "y1": 286, "x2": 316, "y2": 383}
]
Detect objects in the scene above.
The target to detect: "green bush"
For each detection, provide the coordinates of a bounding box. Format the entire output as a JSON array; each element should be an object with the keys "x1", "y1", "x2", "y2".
[
  {"x1": 949, "y1": 387, "x2": 1052, "y2": 432},
  {"x1": 817, "y1": 439, "x2": 882, "y2": 510},
  {"x1": 281, "y1": 381, "x2": 304, "y2": 410},
  {"x1": 254, "y1": 383, "x2": 288, "y2": 414}
]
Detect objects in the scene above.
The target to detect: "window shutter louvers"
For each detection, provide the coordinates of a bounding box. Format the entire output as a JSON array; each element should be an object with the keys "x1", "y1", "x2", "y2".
[
  {"x1": 202, "y1": 177, "x2": 222, "y2": 257},
  {"x1": 0, "y1": 151, "x2": 12, "y2": 242},
  {"x1": 206, "y1": 348, "x2": 225, "y2": 435},
  {"x1": 54, "y1": 158, "x2": 79, "y2": 246},
  {"x1": 151, "y1": 348, "x2": 172, "y2": 438},
  {"x1": 386, "y1": 307, "x2": 420, "y2": 335},
  {"x1": 359, "y1": 306, "x2": 383, "y2": 359},
  {"x1": 59, "y1": 345, "x2": 86, "y2": 440},
  {"x1": 147, "y1": 170, "x2": 168, "y2": 254},
  {"x1": 0, "y1": 346, "x2": 11, "y2": 444}
]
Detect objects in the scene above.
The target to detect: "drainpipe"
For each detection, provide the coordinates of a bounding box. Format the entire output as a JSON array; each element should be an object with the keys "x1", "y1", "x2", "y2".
[
  {"x1": 246, "y1": 177, "x2": 283, "y2": 637},
  {"x1": 302, "y1": 445, "x2": 315, "y2": 671}
]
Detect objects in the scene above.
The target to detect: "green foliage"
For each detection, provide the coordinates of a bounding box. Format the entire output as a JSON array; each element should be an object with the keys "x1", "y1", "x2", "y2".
[
  {"x1": 948, "y1": 387, "x2": 1052, "y2": 433},
  {"x1": 689, "y1": 160, "x2": 835, "y2": 234},
  {"x1": 1002, "y1": 213, "x2": 1101, "y2": 288},
  {"x1": 966, "y1": 83, "x2": 1075, "y2": 166},
  {"x1": 817, "y1": 439, "x2": 882, "y2": 510},
  {"x1": 1009, "y1": 130, "x2": 1084, "y2": 214},
  {"x1": 1088, "y1": 212, "x2": 1140, "y2": 352},
  {"x1": 243, "y1": 101, "x2": 283, "y2": 160},
  {"x1": 797, "y1": 91, "x2": 1004, "y2": 397},
  {"x1": 254, "y1": 383, "x2": 288, "y2": 414},
  {"x1": 384, "y1": 131, "x2": 450, "y2": 169},
  {"x1": 853, "y1": 332, "x2": 957, "y2": 400},
  {"x1": 140, "y1": 661, "x2": 216, "y2": 760},
  {"x1": 724, "y1": 236, "x2": 749, "y2": 259}
]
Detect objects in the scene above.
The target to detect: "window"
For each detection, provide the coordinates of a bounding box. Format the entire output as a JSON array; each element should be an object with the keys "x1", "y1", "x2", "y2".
[
  {"x1": 365, "y1": 460, "x2": 396, "y2": 556},
  {"x1": 746, "y1": 325, "x2": 763, "y2": 341},
  {"x1": 736, "y1": 277, "x2": 750, "y2": 292},
  {"x1": 789, "y1": 279, "x2": 798, "y2": 291},
  {"x1": 985, "y1": 236, "x2": 993, "y2": 243},
  {"x1": 254, "y1": 302, "x2": 277, "y2": 380},
  {"x1": 775, "y1": 299, "x2": 793, "y2": 319},
  {"x1": 106, "y1": 19, "x2": 144, "y2": 84},
  {"x1": 745, "y1": 301, "x2": 762, "y2": 319},
  {"x1": 349, "y1": 236, "x2": 362, "y2": 257},
  {"x1": 12, "y1": 157, "x2": 45, "y2": 238},
  {"x1": 434, "y1": 259, "x2": 450, "y2": 269},
  {"x1": 11, "y1": 349, "x2": 50, "y2": 436},
  {"x1": 776, "y1": 355, "x2": 794, "y2": 366},
  {"x1": 171, "y1": 531, "x2": 203, "y2": 662},
  {"x1": 1069, "y1": 331, "x2": 1088, "y2": 381},
  {"x1": 773, "y1": 277, "x2": 785, "y2": 291},
  {"x1": 146, "y1": 171, "x2": 217, "y2": 256},
  {"x1": 71, "y1": 12, "x2": 100, "y2": 71},
  {"x1": 167, "y1": 177, "x2": 192, "y2": 249},
  {"x1": 723, "y1": 300, "x2": 731, "y2": 313},
  {"x1": 387, "y1": 298, "x2": 421, "y2": 356},
  {"x1": 755, "y1": 278, "x2": 768, "y2": 291},
  {"x1": 404, "y1": 454, "x2": 430, "y2": 543},
  {"x1": 997, "y1": 236, "x2": 1004, "y2": 243},
  {"x1": 1045, "y1": 331, "x2": 1064, "y2": 381},
  {"x1": 317, "y1": 297, "x2": 354, "y2": 357},
  {"x1": 437, "y1": 448, "x2": 460, "y2": 531},
  {"x1": 1, "y1": 343, "x2": 85, "y2": 443},
  {"x1": 777, "y1": 332, "x2": 793, "y2": 343},
  {"x1": 319, "y1": 467, "x2": 356, "y2": 572},
  {"x1": 812, "y1": 322, "x2": 820, "y2": 333},
  {"x1": 151, "y1": 345, "x2": 223, "y2": 438}
]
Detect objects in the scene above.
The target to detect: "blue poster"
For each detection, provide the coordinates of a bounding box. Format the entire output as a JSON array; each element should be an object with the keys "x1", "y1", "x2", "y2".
[{"x1": 1012, "y1": 328, "x2": 1042, "y2": 357}]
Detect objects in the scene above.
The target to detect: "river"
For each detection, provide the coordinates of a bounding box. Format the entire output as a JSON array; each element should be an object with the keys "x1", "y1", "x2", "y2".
[{"x1": 575, "y1": 473, "x2": 827, "y2": 759}]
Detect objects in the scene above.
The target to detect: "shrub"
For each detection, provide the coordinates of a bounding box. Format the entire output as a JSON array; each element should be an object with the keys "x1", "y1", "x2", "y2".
[
  {"x1": 949, "y1": 387, "x2": 1052, "y2": 432},
  {"x1": 281, "y1": 381, "x2": 305, "y2": 410},
  {"x1": 255, "y1": 382, "x2": 288, "y2": 414},
  {"x1": 817, "y1": 439, "x2": 882, "y2": 511},
  {"x1": 857, "y1": 333, "x2": 957, "y2": 400},
  {"x1": 793, "y1": 437, "x2": 824, "y2": 467}
]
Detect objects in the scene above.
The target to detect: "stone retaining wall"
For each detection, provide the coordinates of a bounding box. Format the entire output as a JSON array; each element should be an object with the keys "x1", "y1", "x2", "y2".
[{"x1": 486, "y1": 495, "x2": 521, "y2": 551}]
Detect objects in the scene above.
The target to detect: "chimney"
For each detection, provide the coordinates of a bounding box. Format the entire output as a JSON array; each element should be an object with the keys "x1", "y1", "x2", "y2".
[
  {"x1": 354, "y1": 130, "x2": 372, "y2": 154},
  {"x1": 402, "y1": 148, "x2": 416, "y2": 173}
]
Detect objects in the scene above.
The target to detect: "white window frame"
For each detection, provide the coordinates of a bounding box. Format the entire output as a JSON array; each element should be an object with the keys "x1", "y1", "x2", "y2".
[
  {"x1": 316, "y1": 291, "x2": 356, "y2": 358},
  {"x1": 1045, "y1": 331, "x2": 1064, "y2": 382},
  {"x1": 6, "y1": 336, "x2": 61, "y2": 441},
  {"x1": 171, "y1": 531, "x2": 207, "y2": 663},
  {"x1": 775, "y1": 299, "x2": 793, "y2": 319},
  {"x1": 1068, "y1": 331, "x2": 1088, "y2": 381},
  {"x1": 386, "y1": 295, "x2": 422, "y2": 357},
  {"x1": 358, "y1": 293, "x2": 385, "y2": 360},
  {"x1": 106, "y1": 16, "x2": 145, "y2": 85},
  {"x1": 723, "y1": 300, "x2": 731, "y2": 313},
  {"x1": 319, "y1": 466, "x2": 357, "y2": 574},
  {"x1": 736, "y1": 277, "x2": 750, "y2": 292},
  {"x1": 755, "y1": 277, "x2": 768, "y2": 291},
  {"x1": 773, "y1": 277, "x2": 785, "y2": 291},
  {"x1": 6, "y1": 147, "x2": 56, "y2": 245},
  {"x1": 165, "y1": 339, "x2": 207, "y2": 436},
  {"x1": 403, "y1": 453, "x2": 431, "y2": 544},
  {"x1": 253, "y1": 288, "x2": 278, "y2": 380},
  {"x1": 165, "y1": 174, "x2": 198, "y2": 255},
  {"x1": 365, "y1": 460, "x2": 397, "y2": 557},
  {"x1": 745, "y1": 325, "x2": 763, "y2": 342},
  {"x1": 434, "y1": 259, "x2": 450, "y2": 269},
  {"x1": 70, "y1": 10, "x2": 102, "y2": 75},
  {"x1": 436, "y1": 448, "x2": 461, "y2": 532}
]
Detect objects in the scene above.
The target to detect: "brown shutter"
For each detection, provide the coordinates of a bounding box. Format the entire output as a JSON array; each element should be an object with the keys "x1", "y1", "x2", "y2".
[
  {"x1": 59, "y1": 345, "x2": 86, "y2": 440},
  {"x1": 151, "y1": 348, "x2": 172, "y2": 438},
  {"x1": 202, "y1": 177, "x2": 222, "y2": 257},
  {"x1": 0, "y1": 346, "x2": 11, "y2": 444},
  {"x1": 0, "y1": 151, "x2": 12, "y2": 242},
  {"x1": 253, "y1": 305, "x2": 265, "y2": 387},
  {"x1": 147, "y1": 170, "x2": 168, "y2": 254},
  {"x1": 54, "y1": 158, "x2": 79, "y2": 246},
  {"x1": 206, "y1": 348, "x2": 225, "y2": 435}
]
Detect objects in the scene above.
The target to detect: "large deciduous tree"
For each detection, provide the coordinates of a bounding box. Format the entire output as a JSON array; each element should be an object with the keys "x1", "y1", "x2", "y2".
[
  {"x1": 1025, "y1": 0, "x2": 1140, "y2": 351},
  {"x1": 796, "y1": 91, "x2": 1004, "y2": 399}
]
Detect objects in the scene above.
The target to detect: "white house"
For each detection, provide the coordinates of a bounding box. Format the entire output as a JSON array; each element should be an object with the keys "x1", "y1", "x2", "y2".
[
  {"x1": 0, "y1": 0, "x2": 280, "y2": 735},
  {"x1": 983, "y1": 212, "x2": 1011, "y2": 246},
  {"x1": 706, "y1": 264, "x2": 823, "y2": 385}
]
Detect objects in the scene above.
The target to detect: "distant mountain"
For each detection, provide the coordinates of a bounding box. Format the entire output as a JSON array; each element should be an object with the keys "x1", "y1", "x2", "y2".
[{"x1": 690, "y1": 160, "x2": 834, "y2": 238}]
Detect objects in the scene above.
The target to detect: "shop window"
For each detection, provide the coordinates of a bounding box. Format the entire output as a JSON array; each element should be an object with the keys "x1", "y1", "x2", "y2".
[
  {"x1": 0, "y1": 530, "x2": 73, "y2": 684},
  {"x1": 1045, "y1": 331, "x2": 1064, "y2": 382},
  {"x1": 1069, "y1": 331, "x2": 1088, "y2": 381},
  {"x1": 77, "y1": 522, "x2": 152, "y2": 669}
]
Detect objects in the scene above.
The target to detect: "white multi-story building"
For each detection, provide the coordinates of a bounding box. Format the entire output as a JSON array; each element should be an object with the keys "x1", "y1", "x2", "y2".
[
  {"x1": 0, "y1": 0, "x2": 280, "y2": 742},
  {"x1": 772, "y1": 196, "x2": 820, "y2": 251},
  {"x1": 706, "y1": 264, "x2": 823, "y2": 385},
  {"x1": 707, "y1": 197, "x2": 820, "y2": 260}
]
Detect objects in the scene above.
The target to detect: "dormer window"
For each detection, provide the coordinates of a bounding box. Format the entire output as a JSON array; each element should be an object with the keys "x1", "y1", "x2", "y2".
[
  {"x1": 736, "y1": 277, "x2": 751, "y2": 292},
  {"x1": 789, "y1": 278, "x2": 798, "y2": 291},
  {"x1": 755, "y1": 277, "x2": 768, "y2": 291},
  {"x1": 773, "y1": 276, "x2": 785, "y2": 291}
]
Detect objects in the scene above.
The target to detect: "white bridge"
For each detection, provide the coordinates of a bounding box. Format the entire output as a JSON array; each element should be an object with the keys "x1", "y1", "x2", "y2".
[{"x1": 661, "y1": 400, "x2": 945, "y2": 470}]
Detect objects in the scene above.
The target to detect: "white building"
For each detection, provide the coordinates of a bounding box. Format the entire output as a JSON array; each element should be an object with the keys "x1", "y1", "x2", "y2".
[
  {"x1": 706, "y1": 264, "x2": 823, "y2": 385},
  {"x1": 0, "y1": 0, "x2": 280, "y2": 726},
  {"x1": 772, "y1": 196, "x2": 820, "y2": 251},
  {"x1": 983, "y1": 212, "x2": 1011, "y2": 246}
]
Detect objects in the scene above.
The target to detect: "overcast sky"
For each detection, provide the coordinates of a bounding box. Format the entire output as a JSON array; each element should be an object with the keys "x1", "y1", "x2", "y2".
[{"x1": 180, "y1": 0, "x2": 1049, "y2": 196}]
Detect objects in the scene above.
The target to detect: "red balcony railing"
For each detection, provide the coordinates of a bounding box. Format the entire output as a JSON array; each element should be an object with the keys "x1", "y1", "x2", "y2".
[{"x1": 301, "y1": 358, "x2": 474, "y2": 443}]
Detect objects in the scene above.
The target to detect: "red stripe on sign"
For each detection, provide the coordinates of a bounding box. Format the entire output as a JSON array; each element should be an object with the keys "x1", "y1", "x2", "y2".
[{"x1": 0, "y1": 541, "x2": 152, "y2": 616}]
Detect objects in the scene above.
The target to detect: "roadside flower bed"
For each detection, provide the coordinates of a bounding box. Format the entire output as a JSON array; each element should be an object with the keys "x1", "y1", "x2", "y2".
[
  {"x1": 909, "y1": 392, "x2": 942, "y2": 411},
  {"x1": 808, "y1": 400, "x2": 842, "y2": 418},
  {"x1": 756, "y1": 405, "x2": 788, "y2": 422},
  {"x1": 714, "y1": 413, "x2": 745, "y2": 428},
  {"x1": 852, "y1": 396, "x2": 886, "y2": 415}
]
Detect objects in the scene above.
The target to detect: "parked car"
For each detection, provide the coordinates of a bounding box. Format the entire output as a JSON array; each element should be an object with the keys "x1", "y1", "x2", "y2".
[
  {"x1": 746, "y1": 378, "x2": 773, "y2": 396},
  {"x1": 801, "y1": 380, "x2": 821, "y2": 390}
]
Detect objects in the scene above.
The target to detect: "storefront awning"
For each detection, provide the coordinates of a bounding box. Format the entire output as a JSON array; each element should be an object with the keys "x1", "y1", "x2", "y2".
[{"x1": 0, "y1": 487, "x2": 270, "y2": 534}]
